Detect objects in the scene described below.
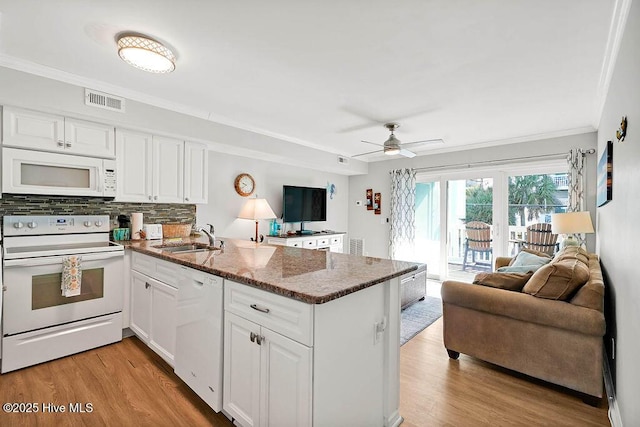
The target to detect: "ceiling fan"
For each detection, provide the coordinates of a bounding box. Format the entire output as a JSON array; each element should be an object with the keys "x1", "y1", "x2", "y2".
[{"x1": 352, "y1": 123, "x2": 444, "y2": 158}]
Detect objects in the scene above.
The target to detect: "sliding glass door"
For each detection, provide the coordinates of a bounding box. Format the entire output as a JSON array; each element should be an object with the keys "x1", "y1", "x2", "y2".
[{"x1": 416, "y1": 159, "x2": 566, "y2": 282}]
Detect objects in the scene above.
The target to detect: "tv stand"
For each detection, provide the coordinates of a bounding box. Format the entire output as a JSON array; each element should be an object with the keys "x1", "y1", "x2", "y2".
[{"x1": 266, "y1": 232, "x2": 346, "y2": 253}]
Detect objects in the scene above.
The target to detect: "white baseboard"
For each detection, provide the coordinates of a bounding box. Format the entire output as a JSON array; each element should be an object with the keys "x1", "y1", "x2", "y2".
[{"x1": 603, "y1": 352, "x2": 623, "y2": 427}]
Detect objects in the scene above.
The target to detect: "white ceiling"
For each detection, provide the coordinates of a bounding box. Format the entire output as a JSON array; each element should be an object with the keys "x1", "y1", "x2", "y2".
[{"x1": 0, "y1": 0, "x2": 617, "y2": 161}]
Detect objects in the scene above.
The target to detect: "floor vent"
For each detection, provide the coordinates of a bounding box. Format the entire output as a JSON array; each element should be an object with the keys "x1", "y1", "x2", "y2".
[
  {"x1": 85, "y1": 89, "x2": 126, "y2": 113},
  {"x1": 349, "y1": 238, "x2": 364, "y2": 256}
]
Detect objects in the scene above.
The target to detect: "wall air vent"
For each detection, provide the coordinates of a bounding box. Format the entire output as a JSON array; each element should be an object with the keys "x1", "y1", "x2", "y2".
[
  {"x1": 84, "y1": 89, "x2": 125, "y2": 113},
  {"x1": 337, "y1": 156, "x2": 349, "y2": 165},
  {"x1": 349, "y1": 238, "x2": 364, "y2": 256}
]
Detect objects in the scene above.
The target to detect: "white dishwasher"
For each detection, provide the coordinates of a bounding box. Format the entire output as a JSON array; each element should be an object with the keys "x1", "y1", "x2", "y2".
[{"x1": 175, "y1": 266, "x2": 224, "y2": 412}]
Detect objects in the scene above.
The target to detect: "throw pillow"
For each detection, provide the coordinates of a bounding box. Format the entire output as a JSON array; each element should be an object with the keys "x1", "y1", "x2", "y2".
[
  {"x1": 512, "y1": 248, "x2": 553, "y2": 261},
  {"x1": 498, "y1": 250, "x2": 552, "y2": 273},
  {"x1": 522, "y1": 258, "x2": 590, "y2": 300},
  {"x1": 553, "y1": 246, "x2": 589, "y2": 266},
  {"x1": 496, "y1": 265, "x2": 539, "y2": 273},
  {"x1": 473, "y1": 271, "x2": 533, "y2": 291}
]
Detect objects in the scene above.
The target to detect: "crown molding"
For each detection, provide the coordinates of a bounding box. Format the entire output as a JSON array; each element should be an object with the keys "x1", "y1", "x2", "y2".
[
  {"x1": 0, "y1": 54, "x2": 335, "y2": 154},
  {"x1": 594, "y1": 0, "x2": 633, "y2": 128},
  {"x1": 363, "y1": 126, "x2": 596, "y2": 162}
]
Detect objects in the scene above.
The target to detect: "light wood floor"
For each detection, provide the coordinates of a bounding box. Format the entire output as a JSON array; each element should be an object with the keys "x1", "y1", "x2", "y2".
[{"x1": 0, "y1": 320, "x2": 610, "y2": 427}]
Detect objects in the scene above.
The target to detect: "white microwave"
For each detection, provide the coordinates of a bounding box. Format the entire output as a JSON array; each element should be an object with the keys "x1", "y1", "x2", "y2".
[{"x1": 2, "y1": 147, "x2": 116, "y2": 197}]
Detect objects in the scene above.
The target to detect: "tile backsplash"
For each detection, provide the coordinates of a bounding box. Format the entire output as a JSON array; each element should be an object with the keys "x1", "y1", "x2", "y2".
[{"x1": 0, "y1": 194, "x2": 196, "y2": 229}]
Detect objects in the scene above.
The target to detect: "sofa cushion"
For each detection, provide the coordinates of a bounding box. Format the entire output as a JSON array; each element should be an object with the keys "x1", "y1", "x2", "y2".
[
  {"x1": 523, "y1": 258, "x2": 590, "y2": 300},
  {"x1": 570, "y1": 255, "x2": 605, "y2": 311},
  {"x1": 473, "y1": 271, "x2": 533, "y2": 291},
  {"x1": 554, "y1": 246, "x2": 589, "y2": 266},
  {"x1": 497, "y1": 250, "x2": 552, "y2": 273}
]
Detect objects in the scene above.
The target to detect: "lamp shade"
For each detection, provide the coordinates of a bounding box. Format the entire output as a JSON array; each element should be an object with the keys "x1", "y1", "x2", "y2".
[
  {"x1": 551, "y1": 211, "x2": 594, "y2": 234},
  {"x1": 238, "y1": 198, "x2": 277, "y2": 221}
]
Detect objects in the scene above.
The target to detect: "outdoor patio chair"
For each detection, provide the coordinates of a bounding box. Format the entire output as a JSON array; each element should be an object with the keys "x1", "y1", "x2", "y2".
[
  {"x1": 523, "y1": 222, "x2": 558, "y2": 255},
  {"x1": 463, "y1": 221, "x2": 493, "y2": 271}
]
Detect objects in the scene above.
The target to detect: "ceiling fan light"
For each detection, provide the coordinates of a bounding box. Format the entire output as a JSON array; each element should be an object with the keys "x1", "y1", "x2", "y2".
[
  {"x1": 384, "y1": 146, "x2": 401, "y2": 155},
  {"x1": 117, "y1": 35, "x2": 175, "y2": 73}
]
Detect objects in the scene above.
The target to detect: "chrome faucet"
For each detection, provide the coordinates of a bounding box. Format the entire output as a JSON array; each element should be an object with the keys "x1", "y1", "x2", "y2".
[{"x1": 198, "y1": 224, "x2": 215, "y2": 246}]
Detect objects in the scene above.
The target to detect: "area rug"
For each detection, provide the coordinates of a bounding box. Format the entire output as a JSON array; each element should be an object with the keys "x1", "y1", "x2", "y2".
[{"x1": 400, "y1": 296, "x2": 442, "y2": 346}]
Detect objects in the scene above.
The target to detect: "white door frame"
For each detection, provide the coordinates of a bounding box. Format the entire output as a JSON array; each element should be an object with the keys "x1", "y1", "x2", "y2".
[{"x1": 416, "y1": 158, "x2": 566, "y2": 281}]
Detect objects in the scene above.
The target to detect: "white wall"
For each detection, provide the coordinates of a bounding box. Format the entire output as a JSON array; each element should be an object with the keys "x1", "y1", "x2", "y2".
[
  {"x1": 196, "y1": 151, "x2": 349, "y2": 244},
  {"x1": 348, "y1": 133, "x2": 597, "y2": 259},
  {"x1": 0, "y1": 66, "x2": 367, "y2": 176},
  {"x1": 596, "y1": 0, "x2": 640, "y2": 424}
]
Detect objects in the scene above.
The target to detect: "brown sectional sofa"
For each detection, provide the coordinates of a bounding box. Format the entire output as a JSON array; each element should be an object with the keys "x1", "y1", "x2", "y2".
[{"x1": 441, "y1": 247, "x2": 605, "y2": 400}]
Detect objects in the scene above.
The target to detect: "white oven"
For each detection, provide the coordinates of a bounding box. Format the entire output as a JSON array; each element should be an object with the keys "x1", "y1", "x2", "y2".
[
  {"x1": 2, "y1": 215, "x2": 124, "y2": 373},
  {"x1": 2, "y1": 147, "x2": 116, "y2": 197}
]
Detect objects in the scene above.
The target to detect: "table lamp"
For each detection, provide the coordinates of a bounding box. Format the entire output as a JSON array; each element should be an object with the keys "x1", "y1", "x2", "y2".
[
  {"x1": 551, "y1": 211, "x2": 594, "y2": 248},
  {"x1": 238, "y1": 198, "x2": 277, "y2": 242}
]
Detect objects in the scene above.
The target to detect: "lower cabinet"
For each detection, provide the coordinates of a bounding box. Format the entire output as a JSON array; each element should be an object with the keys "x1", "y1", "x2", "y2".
[
  {"x1": 224, "y1": 312, "x2": 312, "y2": 427},
  {"x1": 130, "y1": 259, "x2": 178, "y2": 366}
]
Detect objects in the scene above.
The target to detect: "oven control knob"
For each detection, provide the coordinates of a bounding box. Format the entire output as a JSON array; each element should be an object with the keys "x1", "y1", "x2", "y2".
[
  {"x1": 84, "y1": 221, "x2": 92, "y2": 227},
  {"x1": 27, "y1": 221, "x2": 38, "y2": 229},
  {"x1": 13, "y1": 221, "x2": 24, "y2": 229},
  {"x1": 95, "y1": 221, "x2": 103, "y2": 227}
]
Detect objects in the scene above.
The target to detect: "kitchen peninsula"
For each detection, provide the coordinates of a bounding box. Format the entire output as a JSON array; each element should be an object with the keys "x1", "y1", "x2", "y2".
[{"x1": 126, "y1": 236, "x2": 420, "y2": 427}]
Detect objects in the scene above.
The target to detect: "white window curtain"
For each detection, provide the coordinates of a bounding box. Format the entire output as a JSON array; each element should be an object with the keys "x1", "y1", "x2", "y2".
[
  {"x1": 389, "y1": 168, "x2": 416, "y2": 261},
  {"x1": 567, "y1": 148, "x2": 586, "y2": 212}
]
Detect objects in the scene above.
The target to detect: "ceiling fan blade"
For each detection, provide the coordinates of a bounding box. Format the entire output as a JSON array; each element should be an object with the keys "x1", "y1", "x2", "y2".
[
  {"x1": 400, "y1": 138, "x2": 444, "y2": 147},
  {"x1": 360, "y1": 140, "x2": 384, "y2": 147},
  {"x1": 351, "y1": 149, "x2": 383, "y2": 158},
  {"x1": 399, "y1": 149, "x2": 417, "y2": 158}
]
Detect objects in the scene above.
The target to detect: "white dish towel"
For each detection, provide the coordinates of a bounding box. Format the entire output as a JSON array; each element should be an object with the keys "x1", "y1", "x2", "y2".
[{"x1": 62, "y1": 255, "x2": 82, "y2": 297}]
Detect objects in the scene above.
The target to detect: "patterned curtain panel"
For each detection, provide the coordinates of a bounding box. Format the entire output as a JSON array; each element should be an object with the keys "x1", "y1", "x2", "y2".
[
  {"x1": 567, "y1": 148, "x2": 586, "y2": 212},
  {"x1": 389, "y1": 168, "x2": 416, "y2": 260},
  {"x1": 567, "y1": 149, "x2": 586, "y2": 245}
]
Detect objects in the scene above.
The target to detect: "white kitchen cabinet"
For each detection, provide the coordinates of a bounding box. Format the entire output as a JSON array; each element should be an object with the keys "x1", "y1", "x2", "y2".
[
  {"x1": 175, "y1": 267, "x2": 224, "y2": 412},
  {"x1": 224, "y1": 281, "x2": 312, "y2": 427},
  {"x1": 223, "y1": 276, "x2": 400, "y2": 427},
  {"x1": 2, "y1": 106, "x2": 115, "y2": 158},
  {"x1": 224, "y1": 312, "x2": 312, "y2": 427},
  {"x1": 130, "y1": 271, "x2": 152, "y2": 342},
  {"x1": 153, "y1": 135, "x2": 184, "y2": 203},
  {"x1": 116, "y1": 129, "x2": 153, "y2": 202},
  {"x1": 267, "y1": 233, "x2": 344, "y2": 253},
  {"x1": 116, "y1": 129, "x2": 191, "y2": 203},
  {"x1": 183, "y1": 141, "x2": 209, "y2": 204},
  {"x1": 130, "y1": 253, "x2": 180, "y2": 366}
]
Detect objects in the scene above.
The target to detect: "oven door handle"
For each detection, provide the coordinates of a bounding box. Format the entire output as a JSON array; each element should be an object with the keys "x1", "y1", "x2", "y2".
[{"x1": 3, "y1": 251, "x2": 124, "y2": 267}]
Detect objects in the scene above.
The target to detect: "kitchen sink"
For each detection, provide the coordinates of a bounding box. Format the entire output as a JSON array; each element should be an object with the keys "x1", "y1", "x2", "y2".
[{"x1": 153, "y1": 243, "x2": 216, "y2": 254}]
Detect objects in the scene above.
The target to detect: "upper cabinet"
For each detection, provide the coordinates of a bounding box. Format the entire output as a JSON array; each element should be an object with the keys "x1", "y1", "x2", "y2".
[
  {"x1": 2, "y1": 107, "x2": 115, "y2": 158},
  {"x1": 116, "y1": 129, "x2": 153, "y2": 202},
  {"x1": 184, "y1": 141, "x2": 209, "y2": 204},
  {"x1": 116, "y1": 129, "x2": 208, "y2": 204},
  {"x1": 153, "y1": 135, "x2": 184, "y2": 204}
]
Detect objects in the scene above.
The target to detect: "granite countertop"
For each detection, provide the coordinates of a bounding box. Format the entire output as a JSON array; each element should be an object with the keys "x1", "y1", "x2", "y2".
[{"x1": 123, "y1": 236, "x2": 420, "y2": 304}]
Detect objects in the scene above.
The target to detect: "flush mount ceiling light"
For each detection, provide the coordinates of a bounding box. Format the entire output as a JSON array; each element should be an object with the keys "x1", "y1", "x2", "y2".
[{"x1": 117, "y1": 34, "x2": 176, "y2": 73}]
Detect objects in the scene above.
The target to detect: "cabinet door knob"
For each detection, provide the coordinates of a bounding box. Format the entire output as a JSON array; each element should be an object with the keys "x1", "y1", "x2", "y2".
[
  {"x1": 250, "y1": 332, "x2": 257, "y2": 343},
  {"x1": 250, "y1": 304, "x2": 270, "y2": 314},
  {"x1": 65, "y1": 142, "x2": 72, "y2": 148},
  {"x1": 185, "y1": 197, "x2": 189, "y2": 202},
  {"x1": 145, "y1": 282, "x2": 150, "y2": 289},
  {"x1": 148, "y1": 195, "x2": 153, "y2": 201},
  {"x1": 256, "y1": 335, "x2": 264, "y2": 345},
  {"x1": 154, "y1": 195, "x2": 158, "y2": 201},
  {"x1": 57, "y1": 140, "x2": 64, "y2": 147}
]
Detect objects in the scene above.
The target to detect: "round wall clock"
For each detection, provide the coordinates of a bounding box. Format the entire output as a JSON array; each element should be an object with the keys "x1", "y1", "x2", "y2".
[{"x1": 234, "y1": 173, "x2": 256, "y2": 197}]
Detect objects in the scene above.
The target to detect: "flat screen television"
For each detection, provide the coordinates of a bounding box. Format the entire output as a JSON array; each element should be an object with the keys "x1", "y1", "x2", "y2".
[{"x1": 282, "y1": 185, "x2": 327, "y2": 233}]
